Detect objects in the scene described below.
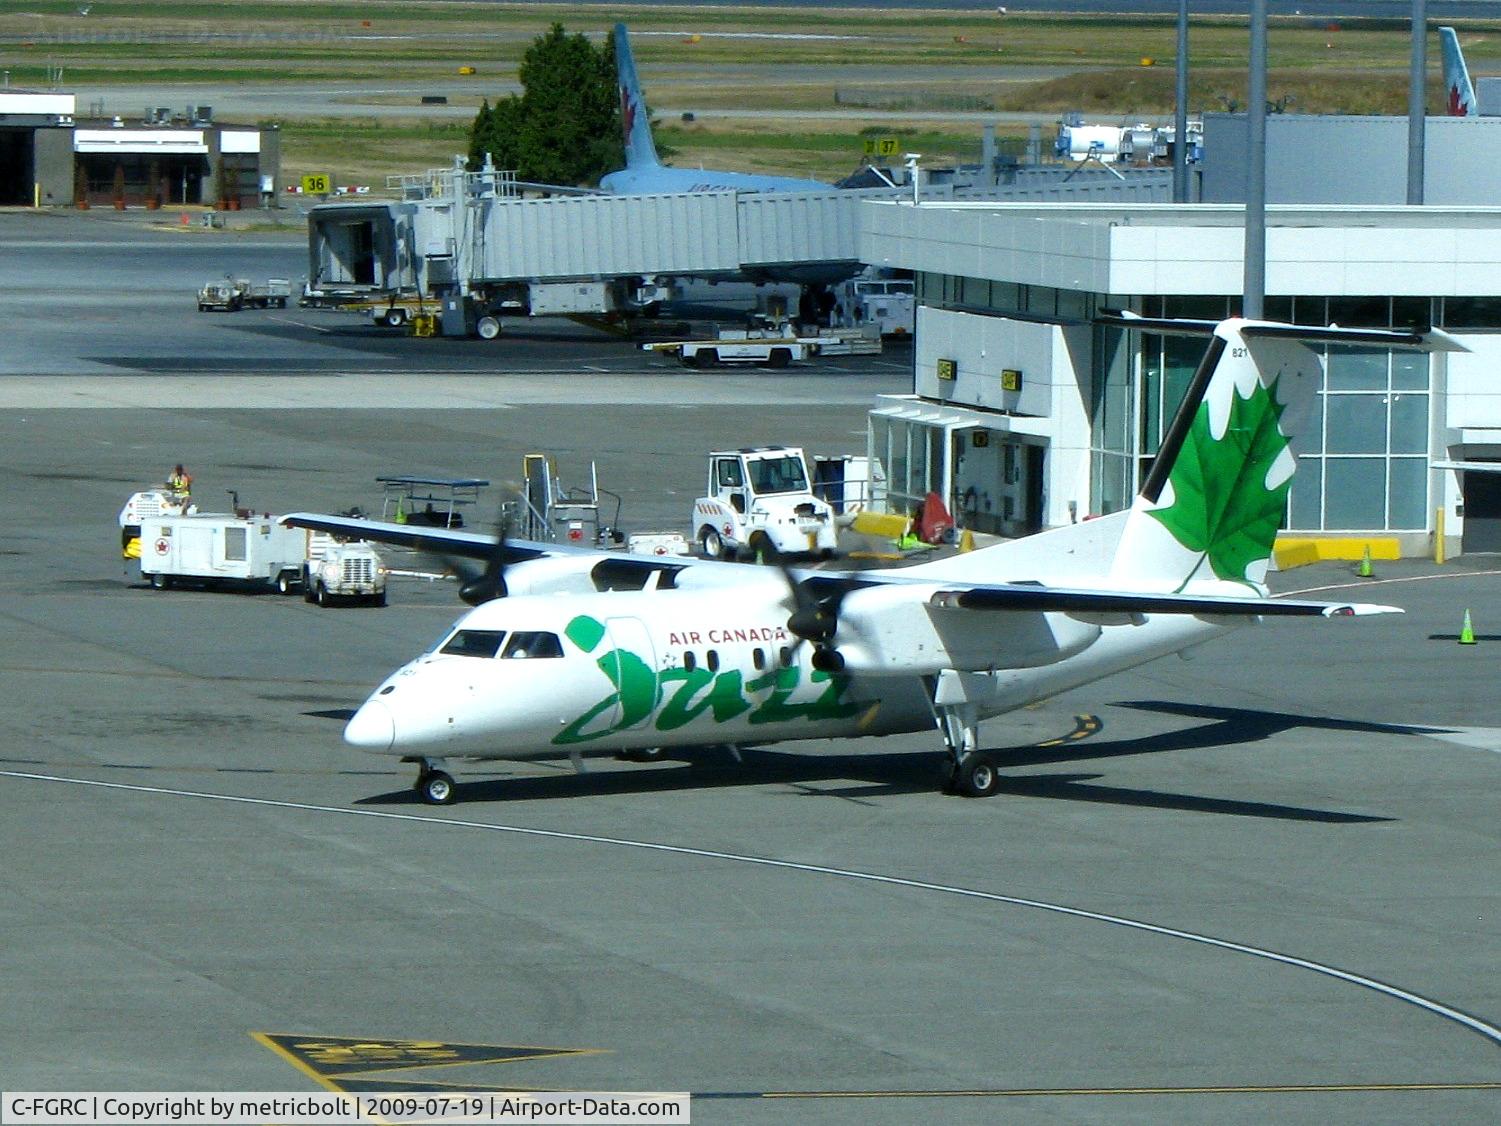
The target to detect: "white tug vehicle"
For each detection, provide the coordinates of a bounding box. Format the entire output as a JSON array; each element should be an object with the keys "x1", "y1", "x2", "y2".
[{"x1": 691, "y1": 446, "x2": 838, "y2": 560}]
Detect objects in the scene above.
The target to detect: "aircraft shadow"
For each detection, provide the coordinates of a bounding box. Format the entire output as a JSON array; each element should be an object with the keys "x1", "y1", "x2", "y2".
[
  {"x1": 349, "y1": 699, "x2": 1405, "y2": 822},
  {"x1": 997, "y1": 700, "x2": 1446, "y2": 773}
]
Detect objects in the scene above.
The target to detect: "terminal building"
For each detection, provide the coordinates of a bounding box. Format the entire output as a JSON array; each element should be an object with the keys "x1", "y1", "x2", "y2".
[
  {"x1": 0, "y1": 90, "x2": 279, "y2": 208},
  {"x1": 858, "y1": 200, "x2": 1501, "y2": 555}
]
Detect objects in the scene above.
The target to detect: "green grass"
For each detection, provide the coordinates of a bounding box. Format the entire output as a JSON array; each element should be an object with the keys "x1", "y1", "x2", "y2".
[
  {"x1": 8, "y1": 2, "x2": 1498, "y2": 185},
  {"x1": 10, "y1": 3, "x2": 1499, "y2": 78}
]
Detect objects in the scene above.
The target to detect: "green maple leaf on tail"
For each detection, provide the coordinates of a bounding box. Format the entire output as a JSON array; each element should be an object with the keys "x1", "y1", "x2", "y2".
[{"x1": 1148, "y1": 379, "x2": 1291, "y2": 588}]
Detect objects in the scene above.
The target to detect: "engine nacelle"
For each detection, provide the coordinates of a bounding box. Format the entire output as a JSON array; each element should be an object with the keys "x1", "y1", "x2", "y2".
[{"x1": 501, "y1": 555, "x2": 602, "y2": 597}]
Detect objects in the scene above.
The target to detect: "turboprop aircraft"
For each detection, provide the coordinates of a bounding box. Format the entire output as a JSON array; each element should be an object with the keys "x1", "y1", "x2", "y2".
[
  {"x1": 285, "y1": 317, "x2": 1459, "y2": 805},
  {"x1": 597, "y1": 23, "x2": 832, "y2": 195}
]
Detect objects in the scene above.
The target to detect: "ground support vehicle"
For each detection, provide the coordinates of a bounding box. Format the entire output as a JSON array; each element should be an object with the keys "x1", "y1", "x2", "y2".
[
  {"x1": 833, "y1": 276, "x2": 916, "y2": 336},
  {"x1": 693, "y1": 446, "x2": 838, "y2": 560},
  {"x1": 197, "y1": 281, "x2": 241, "y2": 312},
  {"x1": 626, "y1": 532, "x2": 691, "y2": 557},
  {"x1": 197, "y1": 277, "x2": 290, "y2": 311},
  {"x1": 641, "y1": 318, "x2": 824, "y2": 368},
  {"x1": 241, "y1": 278, "x2": 291, "y2": 309},
  {"x1": 301, "y1": 530, "x2": 386, "y2": 607},
  {"x1": 644, "y1": 333, "x2": 812, "y2": 368},
  {"x1": 515, "y1": 454, "x2": 626, "y2": 548},
  {"x1": 379, "y1": 476, "x2": 490, "y2": 527},
  {"x1": 119, "y1": 489, "x2": 194, "y2": 559},
  {"x1": 807, "y1": 325, "x2": 883, "y2": 355},
  {"x1": 139, "y1": 512, "x2": 308, "y2": 593}
]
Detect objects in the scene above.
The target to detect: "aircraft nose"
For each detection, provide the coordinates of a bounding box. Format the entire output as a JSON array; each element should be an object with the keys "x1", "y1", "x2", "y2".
[{"x1": 344, "y1": 699, "x2": 395, "y2": 752}]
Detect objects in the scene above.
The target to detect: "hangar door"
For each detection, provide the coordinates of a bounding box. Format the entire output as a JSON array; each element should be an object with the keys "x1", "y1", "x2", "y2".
[{"x1": 0, "y1": 129, "x2": 34, "y2": 206}]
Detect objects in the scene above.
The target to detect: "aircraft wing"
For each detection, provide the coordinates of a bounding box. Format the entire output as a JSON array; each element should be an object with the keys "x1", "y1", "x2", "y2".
[
  {"x1": 284, "y1": 512, "x2": 1399, "y2": 618},
  {"x1": 281, "y1": 512, "x2": 696, "y2": 581},
  {"x1": 794, "y1": 571, "x2": 1400, "y2": 619}
]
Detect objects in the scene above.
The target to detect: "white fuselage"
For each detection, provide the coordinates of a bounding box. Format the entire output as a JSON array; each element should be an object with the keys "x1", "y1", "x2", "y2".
[{"x1": 344, "y1": 582, "x2": 1237, "y2": 762}]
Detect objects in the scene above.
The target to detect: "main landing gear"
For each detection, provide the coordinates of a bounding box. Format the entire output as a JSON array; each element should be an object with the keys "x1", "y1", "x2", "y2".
[
  {"x1": 409, "y1": 757, "x2": 457, "y2": 805},
  {"x1": 933, "y1": 699, "x2": 999, "y2": 798}
]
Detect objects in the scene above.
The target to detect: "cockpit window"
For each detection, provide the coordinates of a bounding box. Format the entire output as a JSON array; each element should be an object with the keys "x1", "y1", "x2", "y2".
[
  {"x1": 440, "y1": 629, "x2": 507, "y2": 658},
  {"x1": 502, "y1": 631, "x2": 563, "y2": 659}
]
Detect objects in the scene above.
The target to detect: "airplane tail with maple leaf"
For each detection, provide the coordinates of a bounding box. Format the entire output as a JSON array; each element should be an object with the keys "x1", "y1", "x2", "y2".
[
  {"x1": 1106, "y1": 317, "x2": 1464, "y2": 596},
  {"x1": 613, "y1": 22, "x2": 662, "y2": 172},
  {"x1": 1440, "y1": 26, "x2": 1478, "y2": 118}
]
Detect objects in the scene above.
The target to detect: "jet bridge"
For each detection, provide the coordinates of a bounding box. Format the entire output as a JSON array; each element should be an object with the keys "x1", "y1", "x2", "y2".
[{"x1": 304, "y1": 166, "x2": 883, "y2": 334}]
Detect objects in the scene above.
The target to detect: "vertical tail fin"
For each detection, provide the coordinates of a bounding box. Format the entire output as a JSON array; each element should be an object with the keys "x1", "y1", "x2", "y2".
[
  {"x1": 613, "y1": 23, "x2": 660, "y2": 170},
  {"x1": 1440, "y1": 26, "x2": 1478, "y2": 117},
  {"x1": 1108, "y1": 317, "x2": 1461, "y2": 594}
]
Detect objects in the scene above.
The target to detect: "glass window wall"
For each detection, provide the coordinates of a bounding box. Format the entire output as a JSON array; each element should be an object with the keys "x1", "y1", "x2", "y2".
[{"x1": 1290, "y1": 344, "x2": 1432, "y2": 531}]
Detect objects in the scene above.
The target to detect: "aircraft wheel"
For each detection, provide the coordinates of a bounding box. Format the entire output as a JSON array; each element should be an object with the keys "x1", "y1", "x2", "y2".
[
  {"x1": 699, "y1": 526, "x2": 726, "y2": 559},
  {"x1": 418, "y1": 770, "x2": 456, "y2": 805},
  {"x1": 624, "y1": 747, "x2": 665, "y2": 763},
  {"x1": 955, "y1": 752, "x2": 999, "y2": 798}
]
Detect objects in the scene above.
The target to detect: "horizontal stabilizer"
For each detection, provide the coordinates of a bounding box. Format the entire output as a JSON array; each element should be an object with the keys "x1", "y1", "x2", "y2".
[{"x1": 1097, "y1": 311, "x2": 1467, "y2": 352}]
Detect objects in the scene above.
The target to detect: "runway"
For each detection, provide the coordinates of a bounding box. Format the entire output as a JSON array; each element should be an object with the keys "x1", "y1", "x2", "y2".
[{"x1": 1, "y1": 212, "x2": 1497, "y2": 1123}]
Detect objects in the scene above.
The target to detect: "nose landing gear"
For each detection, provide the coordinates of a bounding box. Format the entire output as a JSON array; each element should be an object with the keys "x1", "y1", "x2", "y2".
[{"x1": 410, "y1": 758, "x2": 457, "y2": 805}]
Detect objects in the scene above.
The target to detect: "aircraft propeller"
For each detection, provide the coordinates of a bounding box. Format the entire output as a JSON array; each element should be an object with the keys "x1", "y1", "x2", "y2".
[
  {"x1": 458, "y1": 503, "x2": 515, "y2": 606},
  {"x1": 764, "y1": 545, "x2": 848, "y2": 672}
]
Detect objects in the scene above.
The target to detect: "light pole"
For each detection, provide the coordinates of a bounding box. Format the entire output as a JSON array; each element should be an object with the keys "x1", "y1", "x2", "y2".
[{"x1": 1244, "y1": 0, "x2": 1267, "y2": 320}]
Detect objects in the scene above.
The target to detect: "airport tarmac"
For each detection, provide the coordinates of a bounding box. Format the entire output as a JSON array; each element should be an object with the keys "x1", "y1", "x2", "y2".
[{"x1": 1, "y1": 213, "x2": 1498, "y2": 1123}]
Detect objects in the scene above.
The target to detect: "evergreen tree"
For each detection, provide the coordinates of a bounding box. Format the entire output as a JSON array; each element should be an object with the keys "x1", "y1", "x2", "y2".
[
  {"x1": 468, "y1": 97, "x2": 522, "y2": 173},
  {"x1": 468, "y1": 23, "x2": 622, "y2": 186}
]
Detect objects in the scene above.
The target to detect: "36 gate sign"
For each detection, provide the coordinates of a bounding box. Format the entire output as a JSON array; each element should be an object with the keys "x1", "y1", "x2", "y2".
[{"x1": 301, "y1": 173, "x2": 332, "y2": 195}]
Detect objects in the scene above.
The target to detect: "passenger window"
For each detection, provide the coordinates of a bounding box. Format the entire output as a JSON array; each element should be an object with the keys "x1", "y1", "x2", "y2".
[
  {"x1": 683, "y1": 651, "x2": 697, "y2": 672},
  {"x1": 440, "y1": 630, "x2": 507, "y2": 658},
  {"x1": 707, "y1": 649, "x2": 720, "y2": 672},
  {"x1": 779, "y1": 646, "x2": 792, "y2": 668},
  {"x1": 502, "y1": 631, "x2": 563, "y2": 659},
  {"x1": 752, "y1": 647, "x2": 765, "y2": 670}
]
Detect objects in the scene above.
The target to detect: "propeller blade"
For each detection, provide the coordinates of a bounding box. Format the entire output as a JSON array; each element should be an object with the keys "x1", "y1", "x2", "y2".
[
  {"x1": 458, "y1": 500, "x2": 515, "y2": 605},
  {"x1": 761, "y1": 540, "x2": 846, "y2": 667}
]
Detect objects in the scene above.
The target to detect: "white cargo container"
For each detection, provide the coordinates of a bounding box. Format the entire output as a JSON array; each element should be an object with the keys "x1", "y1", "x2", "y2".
[{"x1": 140, "y1": 513, "x2": 307, "y2": 593}]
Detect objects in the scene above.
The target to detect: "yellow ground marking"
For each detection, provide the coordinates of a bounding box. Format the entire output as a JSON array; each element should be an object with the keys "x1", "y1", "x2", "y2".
[
  {"x1": 252, "y1": 1032, "x2": 607, "y2": 1082},
  {"x1": 1034, "y1": 713, "x2": 1101, "y2": 748}
]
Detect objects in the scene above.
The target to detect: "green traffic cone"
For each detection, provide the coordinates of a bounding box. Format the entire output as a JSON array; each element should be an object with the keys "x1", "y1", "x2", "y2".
[
  {"x1": 1357, "y1": 545, "x2": 1373, "y2": 578},
  {"x1": 1460, "y1": 609, "x2": 1477, "y2": 645}
]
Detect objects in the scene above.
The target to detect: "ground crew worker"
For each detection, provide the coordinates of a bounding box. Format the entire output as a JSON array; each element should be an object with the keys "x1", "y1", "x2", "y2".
[{"x1": 166, "y1": 463, "x2": 192, "y2": 498}]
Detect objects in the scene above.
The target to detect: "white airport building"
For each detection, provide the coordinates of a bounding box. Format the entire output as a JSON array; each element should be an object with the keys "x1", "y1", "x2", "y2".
[{"x1": 859, "y1": 201, "x2": 1501, "y2": 556}]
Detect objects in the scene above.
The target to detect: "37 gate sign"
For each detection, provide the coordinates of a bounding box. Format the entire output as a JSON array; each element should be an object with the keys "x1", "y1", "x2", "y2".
[
  {"x1": 862, "y1": 137, "x2": 899, "y2": 157},
  {"x1": 301, "y1": 173, "x2": 332, "y2": 195}
]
